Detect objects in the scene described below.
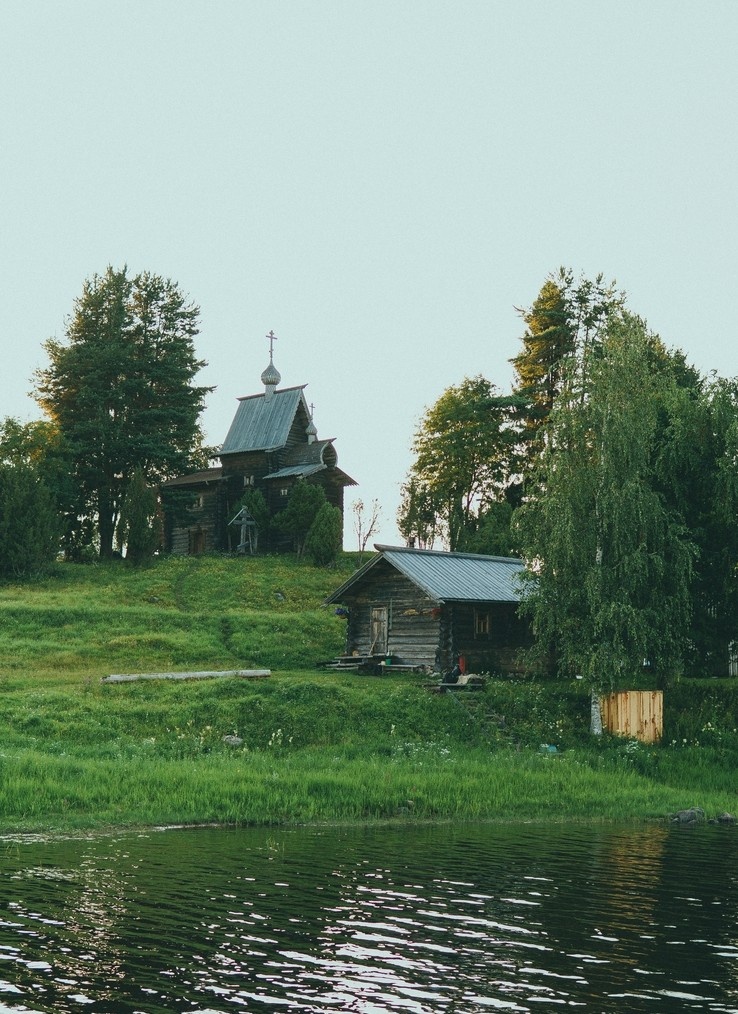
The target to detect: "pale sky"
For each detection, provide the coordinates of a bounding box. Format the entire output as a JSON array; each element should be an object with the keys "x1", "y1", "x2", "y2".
[{"x1": 1, "y1": 1, "x2": 736, "y2": 547}]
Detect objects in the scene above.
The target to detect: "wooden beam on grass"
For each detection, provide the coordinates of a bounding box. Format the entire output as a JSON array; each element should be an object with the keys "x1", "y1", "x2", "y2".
[{"x1": 101, "y1": 669, "x2": 271, "y2": 684}]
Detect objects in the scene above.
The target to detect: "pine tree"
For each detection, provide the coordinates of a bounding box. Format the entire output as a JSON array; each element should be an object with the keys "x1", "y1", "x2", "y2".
[{"x1": 511, "y1": 269, "x2": 624, "y2": 481}]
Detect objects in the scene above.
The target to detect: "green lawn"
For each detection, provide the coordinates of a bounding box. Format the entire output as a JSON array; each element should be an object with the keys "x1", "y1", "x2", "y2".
[{"x1": 0, "y1": 553, "x2": 734, "y2": 833}]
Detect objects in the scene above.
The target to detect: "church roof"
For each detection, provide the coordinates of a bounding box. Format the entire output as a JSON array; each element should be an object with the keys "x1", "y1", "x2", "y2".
[{"x1": 220, "y1": 385, "x2": 308, "y2": 455}]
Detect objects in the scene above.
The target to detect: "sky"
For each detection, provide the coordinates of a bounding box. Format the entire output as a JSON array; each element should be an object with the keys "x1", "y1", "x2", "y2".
[{"x1": 1, "y1": 1, "x2": 737, "y2": 547}]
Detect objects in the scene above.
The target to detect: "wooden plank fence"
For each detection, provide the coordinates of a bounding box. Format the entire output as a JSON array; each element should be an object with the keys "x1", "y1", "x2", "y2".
[{"x1": 600, "y1": 690, "x2": 663, "y2": 743}]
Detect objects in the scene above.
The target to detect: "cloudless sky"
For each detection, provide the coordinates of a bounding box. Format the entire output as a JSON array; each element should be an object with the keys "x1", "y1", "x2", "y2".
[{"x1": 1, "y1": 1, "x2": 736, "y2": 546}]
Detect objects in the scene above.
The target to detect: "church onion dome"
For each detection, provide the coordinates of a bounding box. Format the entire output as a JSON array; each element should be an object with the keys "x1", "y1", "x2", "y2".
[
  {"x1": 261, "y1": 360, "x2": 281, "y2": 388},
  {"x1": 306, "y1": 417, "x2": 318, "y2": 442}
]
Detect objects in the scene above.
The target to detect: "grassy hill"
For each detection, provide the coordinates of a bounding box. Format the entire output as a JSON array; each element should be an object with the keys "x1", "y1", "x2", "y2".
[{"x1": 0, "y1": 553, "x2": 735, "y2": 834}]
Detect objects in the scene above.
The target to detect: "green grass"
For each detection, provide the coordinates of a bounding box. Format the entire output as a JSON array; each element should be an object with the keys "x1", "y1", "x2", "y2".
[{"x1": 0, "y1": 553, "x2": 734, "y2": 833}]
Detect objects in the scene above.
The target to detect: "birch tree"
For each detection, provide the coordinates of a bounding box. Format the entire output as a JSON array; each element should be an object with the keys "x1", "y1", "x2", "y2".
[{"x1": 516, "y1": 314, "x2": 695, "y2": 710}]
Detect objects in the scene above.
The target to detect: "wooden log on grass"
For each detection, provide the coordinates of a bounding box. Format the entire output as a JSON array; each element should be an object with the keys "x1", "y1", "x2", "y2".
[{"x1": 101, "y1": 669, "x2": 271, "y2": 684}]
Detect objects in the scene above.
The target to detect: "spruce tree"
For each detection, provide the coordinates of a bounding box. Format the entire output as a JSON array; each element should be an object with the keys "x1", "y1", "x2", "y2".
[{"x1": 35, "y1": 267, "x2": 212, "y2": 558}]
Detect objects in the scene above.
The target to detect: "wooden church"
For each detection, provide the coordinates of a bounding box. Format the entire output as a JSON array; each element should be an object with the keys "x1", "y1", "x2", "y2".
[{"x1": 161, "y1": 331, "x2": 356, "y2": 554}]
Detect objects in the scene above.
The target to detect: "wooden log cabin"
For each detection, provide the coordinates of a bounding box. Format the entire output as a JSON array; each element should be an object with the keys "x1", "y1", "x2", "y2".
[
  {"x1": 160, "y1": 331, "x2": 356, "y2": 554},
  {"x1": 325, "y1": 545, "x2": 534, "y2": 675}
]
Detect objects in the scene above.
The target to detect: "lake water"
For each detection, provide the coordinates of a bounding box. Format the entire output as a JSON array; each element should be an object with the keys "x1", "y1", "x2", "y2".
[{"x1": 0, "y1": 821, "x2": 735, "y2": 1013}]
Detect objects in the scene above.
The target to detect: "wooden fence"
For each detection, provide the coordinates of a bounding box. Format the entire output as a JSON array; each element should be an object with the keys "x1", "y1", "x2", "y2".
[{"x1": 600, "y1": 690, "x2": 663, "y2": 744}]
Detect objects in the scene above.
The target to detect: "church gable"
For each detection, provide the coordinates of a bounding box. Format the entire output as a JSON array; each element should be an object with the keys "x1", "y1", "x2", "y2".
[{"x1": 220, "y1": 385, "x2": 308, "y2": 457}]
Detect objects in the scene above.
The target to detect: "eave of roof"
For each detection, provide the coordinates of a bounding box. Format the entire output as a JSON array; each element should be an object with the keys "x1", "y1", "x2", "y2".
[
  {"x1": 160, "y1": 468, "x2": 225, "y2": 488},
  {"x1": 264, "y1": 463, "x2": 325, "y2": 480}
]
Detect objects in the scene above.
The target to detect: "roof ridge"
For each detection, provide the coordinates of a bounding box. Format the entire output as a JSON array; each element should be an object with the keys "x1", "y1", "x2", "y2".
[
  {"x1": 374, "y1": 544, "x2": 523, "y2": 564},
  {"x1": 236, "y1": 384, "x2": 307, "y2": 403}
]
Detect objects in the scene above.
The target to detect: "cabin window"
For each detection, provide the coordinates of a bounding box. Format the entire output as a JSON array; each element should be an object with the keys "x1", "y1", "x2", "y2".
[
  {"x1": 280, "y1": 487, "x2": 289, "y2": 497},
  {"x1": 189, "y1": 494, "x2": 204, "y2": 511},
  {"x1": 243, "y1": 475, "x2": 255, "y2": 487},
  {"x1": 474, "y1": 609, "x2": 490, "y2": 637}
]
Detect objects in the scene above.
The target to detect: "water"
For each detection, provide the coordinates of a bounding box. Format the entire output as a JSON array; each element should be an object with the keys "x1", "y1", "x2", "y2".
[{"x1": 0, "y1": 821, "x2": 735, "y2": 1013}]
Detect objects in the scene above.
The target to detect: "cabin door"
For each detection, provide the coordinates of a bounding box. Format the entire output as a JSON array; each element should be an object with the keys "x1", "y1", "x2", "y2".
[
  {"x1": 370, "y1": 606, "x2": 388, "y2": 655},
  {"x1": 189, "y1": 529, "x2": 206, "y2": 555}
]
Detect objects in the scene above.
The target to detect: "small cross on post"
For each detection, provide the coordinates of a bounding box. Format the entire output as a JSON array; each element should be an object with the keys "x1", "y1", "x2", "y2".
[{"x1": 266, "y1": 329, "x2": 277, "y2": 360}]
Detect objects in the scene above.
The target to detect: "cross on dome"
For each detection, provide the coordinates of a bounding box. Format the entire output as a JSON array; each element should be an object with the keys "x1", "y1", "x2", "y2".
[{"x1": 260, "y1": 328, "x2": 281, "y2": 396}]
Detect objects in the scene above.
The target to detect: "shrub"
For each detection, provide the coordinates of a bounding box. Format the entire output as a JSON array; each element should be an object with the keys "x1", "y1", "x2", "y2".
[{"x1": 305, "y1": 503, "x2": 343, "y2": 565}]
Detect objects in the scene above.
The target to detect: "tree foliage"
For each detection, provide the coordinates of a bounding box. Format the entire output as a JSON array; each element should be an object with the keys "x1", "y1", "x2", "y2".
[
  {"x1": 398, "y1": 376, "x2": 515, "y2": 550},
  {"x1": 34, "y1": 266, "x2": 212, "y2": 558},
  {"x1": 275, "y1": 481, "x2": 327, "y2": 556},
  {"x1": 116, "y1": 467, "x2": 162, "y2": 565},
  {"x1": 0, "y1": 461, "x2": 60, "y2": 578},
  {"x1": 515, "y1": 314, "x2": 695, "y2": 692},
  {"x1": 305, "y1": 502, "x2": 343, "y2": 566},
  {"x1": 511, "y1": 269, "x2": 625, "y2": 483},
  {"x1": 658, "y1": 375, "x2": 738, "y2": 674}
]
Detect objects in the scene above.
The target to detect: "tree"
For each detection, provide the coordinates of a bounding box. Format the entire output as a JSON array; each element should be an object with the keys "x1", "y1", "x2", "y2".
[
  {"x1": 275, "y1": 481, "x2": 327, "y2": 556},
  {"x1": 352, "y1": 498, "x2": 381, "y2": 561},
  {"x1": 511, "y1": 278, "x2": 572, "y2": 448},
  {"x1": 116, "y1": 467, "x2": 162, "y2": 565},
  {"x1": 398, "y1": 376, "x2": 515, "y2": 550},
  {"x1": 511, "y1": 269, "x2": 625, "y2": 485},
  {"x1": 0, "y1": 417, "x2": 92, "y2": 560},
  {"x1": 34, "y1": 266, "x2": 212, "y2": 558},
  {"x1": 0, "y1": 461, "x2": 60, "y2": 578},
  {"x1": 305, "y1": 502, "x2": 343, "y2": 566},
  {"x1": 515, "y1": 314, "x2": 695, "y2": 712},
  {"x1": 658, "y1": 374, "x2": 738, "y2": 675},
  {"x1": 458, "y1": 499, "x2": 518, "y2": 557}
]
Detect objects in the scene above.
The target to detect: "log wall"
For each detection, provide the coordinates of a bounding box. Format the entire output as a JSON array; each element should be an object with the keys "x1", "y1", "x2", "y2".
[
  {"x1": 344, "y1": 561, "x2": 441, "y2": 668},
  {"x1": 340, "y1": 561, "x2": 532, "y2": 674}
]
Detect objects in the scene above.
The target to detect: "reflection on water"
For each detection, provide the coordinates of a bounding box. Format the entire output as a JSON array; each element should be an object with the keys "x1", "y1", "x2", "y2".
[{"x1": 0, "y1": 821, "x2": 735, "y2": 1012}]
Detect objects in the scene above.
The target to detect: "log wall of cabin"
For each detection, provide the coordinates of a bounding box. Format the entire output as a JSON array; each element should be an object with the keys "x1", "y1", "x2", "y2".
[
  {"x1": 339, "y1": 563, "x2": 534, "y2": 675},
  {"x1": 450, "y1": 602, "x2": 532, "y2": 675},
  {"x1": 165, "y1": 481, "x2": 242, "y2": 555},
  {"x1": 167, "y1": 486, "x2": 220, "y2": 555},
  {"x1": 343, "y1": 562, "x2": 442, "y2": 668}
]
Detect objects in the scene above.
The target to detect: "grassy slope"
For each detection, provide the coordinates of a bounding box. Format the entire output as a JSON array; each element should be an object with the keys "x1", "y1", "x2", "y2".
[{"x1": 0, "y1": 553, "x2": 735, "y2": 833}]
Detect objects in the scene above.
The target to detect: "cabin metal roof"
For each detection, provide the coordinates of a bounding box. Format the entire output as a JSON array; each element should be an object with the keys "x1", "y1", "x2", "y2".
[
  {"x1": 326, "y1": 545, "x2": 526, "y2": 604},
  {"x1": 220, "y1": 386, "x2": 308, "y2": 455}
]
